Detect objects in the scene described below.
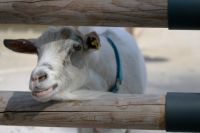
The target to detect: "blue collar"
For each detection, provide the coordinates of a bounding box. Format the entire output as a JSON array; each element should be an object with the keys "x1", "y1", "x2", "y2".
[{"x1": 105, "y1": 36, "x2": 123, "y2": 93}]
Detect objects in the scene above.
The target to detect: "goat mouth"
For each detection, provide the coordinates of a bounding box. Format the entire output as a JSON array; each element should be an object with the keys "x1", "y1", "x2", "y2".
[{"x1": 32, "y1": 84, "x2": 58, "y2": 98}]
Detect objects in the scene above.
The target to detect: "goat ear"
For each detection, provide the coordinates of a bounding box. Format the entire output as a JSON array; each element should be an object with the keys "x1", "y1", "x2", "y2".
[
  {"x1": 84, "y1": 32, "x2": 101, "y2": 50},
  {"x1": 3, "y1": 39, "x2": 37, "y2": 54}
]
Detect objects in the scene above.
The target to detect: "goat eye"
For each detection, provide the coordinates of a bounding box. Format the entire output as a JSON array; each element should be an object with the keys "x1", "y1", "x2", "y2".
[{"x1": 73, "y1": 44, "x2": 82, "y2": 51}]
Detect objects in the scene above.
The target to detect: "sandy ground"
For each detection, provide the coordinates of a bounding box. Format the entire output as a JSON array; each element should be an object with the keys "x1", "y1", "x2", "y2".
[
  {"x1": 138, "y1": 28, "x2": 200, "y2": 94},
  {"x1": 0, "y1": 25, "x2": 200, "y2": 133}
]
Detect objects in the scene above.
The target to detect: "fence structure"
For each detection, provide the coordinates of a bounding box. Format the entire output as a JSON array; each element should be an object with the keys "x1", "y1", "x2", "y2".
[
  {"x1": 1, "y1": 0, "x2": 200, "y2": 29},
  {"x1": 0, "y1": 91, "x2": 165, "y2": 130},
  {"x1": 1, "y1": 91, "x2": 200, "y2": 132},
  {"x1": 1, "y1": 0, "x2": 200, "y2": 132}
]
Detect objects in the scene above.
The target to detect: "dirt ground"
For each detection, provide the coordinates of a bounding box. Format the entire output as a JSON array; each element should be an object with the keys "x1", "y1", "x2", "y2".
[{"x1": 0, "y1": 25, "x2": 200, "y2": 133}]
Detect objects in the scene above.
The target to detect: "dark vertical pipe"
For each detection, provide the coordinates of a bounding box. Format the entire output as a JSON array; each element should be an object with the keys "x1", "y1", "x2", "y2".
[
  {"x1": 166, "y1": 93, "x2": 200, "y2": 132},
  {"x1": 168, "y1": 0, "x2": 200, "y2": 29}
]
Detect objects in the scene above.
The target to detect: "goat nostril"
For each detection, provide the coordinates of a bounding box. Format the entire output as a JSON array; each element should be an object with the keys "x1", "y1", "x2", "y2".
[
  {"x1": 31, "y1": 72, "x2": 48, "y2": 82},
  {"x1": 31, "y1": 76, "x2": 38, "y2": 81},
  {"x1": 38, "y1": 73, "x2": 48, "y2": 82}
]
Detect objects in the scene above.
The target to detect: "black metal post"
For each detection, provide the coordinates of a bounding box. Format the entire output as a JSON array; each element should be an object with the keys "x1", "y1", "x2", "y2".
[
  {"x1": 168, "y1": 0, "x2": 200, "y2": 29},
  {"x1": 166, "y1": 93, "x2": 200, "y2": 132}
]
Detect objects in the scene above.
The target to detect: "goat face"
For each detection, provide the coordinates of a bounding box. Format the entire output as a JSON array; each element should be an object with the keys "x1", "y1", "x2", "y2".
[{"x1": 3, "y1": 27, "x2": 100, "y2": 102}]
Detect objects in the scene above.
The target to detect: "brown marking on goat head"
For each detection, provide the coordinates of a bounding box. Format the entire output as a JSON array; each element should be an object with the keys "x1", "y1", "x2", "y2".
[{"x1": 60, "y1": 28, "x2": 71, "y2": 39}]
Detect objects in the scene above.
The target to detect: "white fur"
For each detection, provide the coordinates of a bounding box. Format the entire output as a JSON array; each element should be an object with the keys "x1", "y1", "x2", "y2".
[{"x1": 29, "y1": 26, "x2": 147, "y2": 133}]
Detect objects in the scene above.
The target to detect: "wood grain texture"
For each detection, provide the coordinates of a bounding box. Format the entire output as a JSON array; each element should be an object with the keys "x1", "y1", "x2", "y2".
[
  {"x1": 0, "y1": 91, "x2": 166, "y2": 129},
  {"x1": 0, "y1": 0, "x2": 167, "y2": 27}
]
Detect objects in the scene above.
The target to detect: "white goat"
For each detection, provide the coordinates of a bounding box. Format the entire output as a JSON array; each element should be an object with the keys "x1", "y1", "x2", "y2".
[{"x1": 4, "y1": 26, "x2": 147, "y2": 133}]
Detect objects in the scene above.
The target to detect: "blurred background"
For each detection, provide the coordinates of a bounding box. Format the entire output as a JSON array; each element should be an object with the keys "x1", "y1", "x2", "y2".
[{"x1": 0, "y1": 24, "x2": 200, "y2": 133}]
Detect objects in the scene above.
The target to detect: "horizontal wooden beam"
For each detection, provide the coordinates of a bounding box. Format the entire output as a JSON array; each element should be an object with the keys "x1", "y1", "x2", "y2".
[
  {"x1": 0, "y1": 0, "x2": 168, "y2": 27},
  {"x1": 0, "y1": 91, "x2": 165, "y2": 130}
]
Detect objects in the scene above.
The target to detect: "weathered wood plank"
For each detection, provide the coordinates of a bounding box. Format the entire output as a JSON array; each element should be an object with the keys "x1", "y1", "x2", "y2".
[
  {"x1": 0, "y1": 91, "x2": 165, "y2": 129},
  {"x1": 0, "y1": 0, "x2": 168, "y2": 27}
]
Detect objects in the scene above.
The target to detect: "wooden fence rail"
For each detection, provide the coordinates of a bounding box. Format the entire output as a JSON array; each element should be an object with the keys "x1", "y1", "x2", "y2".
[
  {"x1": 0, "y1": 0, "x2": 167, "y2": 27},
  {"x1": 0, "y1": 91, "x2": 165, "y2": 129}
]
